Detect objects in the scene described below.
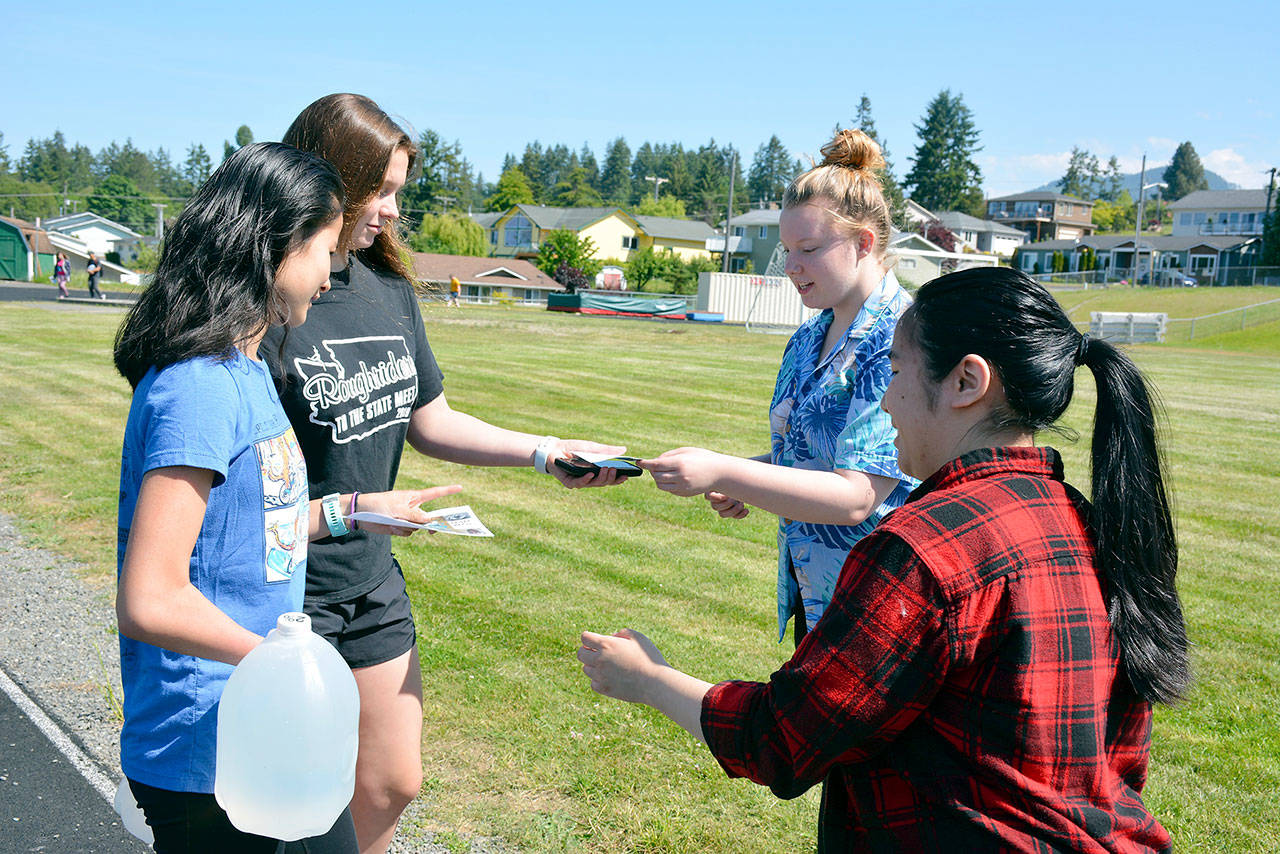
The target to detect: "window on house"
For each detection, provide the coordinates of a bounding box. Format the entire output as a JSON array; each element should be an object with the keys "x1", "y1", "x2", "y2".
[
  {"x1": 621, "y1": 235, "x2": 638, "y2": 250},
  {"x1": 732, "y1": 226, "x2": 745, "y2": 237},
  {"x1": 524, "y1": 289, "x2": 540, "y2": 302},
  {"x1": 503, "y1": 215, "x2": 532, "y2": 247},
  {"x1": 758, "y1": 226, "x2": 767, "y2": 239},
  {"x1": 489, "y1": 229, "x2": 497, "y2": 244},
  {"x1": 730, "y1": 257, "x2": 748, "y2": 273},
  {"x1": 1179, "y1": 213, "x2": 1191, "y2": 226},
  {"x1": 899, "y1": 257, "x2": 917, "y2": 269}
]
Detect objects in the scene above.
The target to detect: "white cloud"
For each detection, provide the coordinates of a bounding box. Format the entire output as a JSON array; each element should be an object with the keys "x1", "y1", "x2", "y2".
[{"x1": 1201, "y1": 148, "x2": 1271, "y2": 189}]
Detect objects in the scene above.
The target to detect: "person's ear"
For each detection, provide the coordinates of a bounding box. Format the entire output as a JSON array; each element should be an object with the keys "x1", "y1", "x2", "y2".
[
  {"x1": 945, "y1": 354, "x2": 993, "y2": 410},
  {"x1": 857, "y1": 228, "x2": 875, "y2": 259}
]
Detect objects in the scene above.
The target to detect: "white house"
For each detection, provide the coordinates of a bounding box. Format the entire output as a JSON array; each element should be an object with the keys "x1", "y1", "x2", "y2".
[
  {"x1": 902, "y1": 199, "x2": 935, "y2": 229},
  {"x1": 930, "y1": 211, "x2": 1027, "y2": 257},
  {"x1": 1168, "y1": 189, "x2": 1269, "y2": 237},
  {"x1": 42, "y1": 212, "x2": 145, "y2": 262},
  {"x1": 887, "y1": 230, "x2": 999, "y2": 287}
]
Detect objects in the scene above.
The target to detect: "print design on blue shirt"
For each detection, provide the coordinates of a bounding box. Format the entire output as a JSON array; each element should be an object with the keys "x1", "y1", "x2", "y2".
[{"x1": 256, "y1": 427, "x2": 309, "y2": 583}]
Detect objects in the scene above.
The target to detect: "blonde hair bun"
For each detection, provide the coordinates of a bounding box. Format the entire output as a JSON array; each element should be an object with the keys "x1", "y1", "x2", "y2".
[{"x1": 819, "y1": 129, "x2": 885, "y2": 174}]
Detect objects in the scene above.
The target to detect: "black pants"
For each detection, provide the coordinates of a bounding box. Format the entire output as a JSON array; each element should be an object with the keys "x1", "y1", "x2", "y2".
[
  {"x1": 88, "y1": 277, "x2": 103, "y2": 298},
  {"x1": 127, "y1": 779, "x2": 358, "y2": 854}
]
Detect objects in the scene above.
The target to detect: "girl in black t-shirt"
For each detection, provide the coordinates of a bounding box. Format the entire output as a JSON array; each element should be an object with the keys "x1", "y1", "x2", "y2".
[{"x1": 266, "y1": 93, "x2": 628, "y2": 854}]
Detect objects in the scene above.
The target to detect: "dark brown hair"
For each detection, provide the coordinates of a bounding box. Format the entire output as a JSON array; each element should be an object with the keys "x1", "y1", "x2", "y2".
[{"x1": 284, "y1": 94, "x2": 417, "y2": 281}]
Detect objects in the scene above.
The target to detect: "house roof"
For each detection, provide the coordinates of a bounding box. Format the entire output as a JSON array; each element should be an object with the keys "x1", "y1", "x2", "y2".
[
  {"x1": 1167, "y1": 189, "x2": 1269, "y2": 210},
  {"x1": 931, "y1": 211, "x2": 1026, "y2": 238},
  {"x1": 1019, "y1": 234, "x2": 1257, "y2": 252},
  {"x1": 470, "y1": 211, "x2": 503, "y2": 228},
  {"x1": 725, "y1": 208, "x2": 782, "y2": 227},
  {"x1": 513, "y1": 205, "x2": 621, "y2": 231},
  {"x1": 42, "y1": 211, "x2": 143, "y2": 239},
  {"x1": 409, "y1": 252, "x2": 558, "y2": 288},
  {"x1": 632, "y1": 214, "x2": 715, "y2": 242},
  {"x1": 987, "y1": 190, "x2": 1094, "y2": 206},
  {"x1": 0, "y1": 215, "x2": 55, "y2": 254}
]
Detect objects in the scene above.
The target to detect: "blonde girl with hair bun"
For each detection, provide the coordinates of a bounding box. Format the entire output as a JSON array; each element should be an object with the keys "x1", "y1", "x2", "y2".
[{"x1": 641, "y1": 128, "x2": 917, "y2": 644}]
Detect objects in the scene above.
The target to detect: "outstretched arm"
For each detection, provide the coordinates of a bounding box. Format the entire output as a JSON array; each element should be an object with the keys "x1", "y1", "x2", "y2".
[
  {"x1": 641, "y1": 448, "x2": 898, "y2": 526},
  {"x1": 577, "y1": 629, "x2": 713, "y2": 743},
  {"x1": 406, "y1": 393, "x2": 627, "y2": 488}
]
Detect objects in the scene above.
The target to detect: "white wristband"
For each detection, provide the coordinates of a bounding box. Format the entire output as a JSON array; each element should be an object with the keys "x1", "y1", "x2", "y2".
[{"x1": 533, "y1": 436, "x2": 559, "y2": 475}]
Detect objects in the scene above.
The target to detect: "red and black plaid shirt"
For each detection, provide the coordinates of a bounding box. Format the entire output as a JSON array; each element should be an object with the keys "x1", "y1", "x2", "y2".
[{"x1": 702, "y1": 447, "x2": 1171, "y2": 853}]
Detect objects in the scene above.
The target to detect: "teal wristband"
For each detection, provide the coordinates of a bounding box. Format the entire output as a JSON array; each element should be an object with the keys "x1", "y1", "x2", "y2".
[{"x1": 321, "y1": 493, "x2": 349, "y2": 537}]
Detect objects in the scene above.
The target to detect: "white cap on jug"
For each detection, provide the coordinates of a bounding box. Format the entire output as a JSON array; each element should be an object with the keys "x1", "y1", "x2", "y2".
[{"x1": 275, "y1": 612, "x2": 310, "y2": 635}]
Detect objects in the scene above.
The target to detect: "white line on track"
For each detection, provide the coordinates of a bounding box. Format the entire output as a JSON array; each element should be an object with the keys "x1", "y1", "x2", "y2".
[{"x1": 0, "y1": 664, "x2": 115, "y2": 803}]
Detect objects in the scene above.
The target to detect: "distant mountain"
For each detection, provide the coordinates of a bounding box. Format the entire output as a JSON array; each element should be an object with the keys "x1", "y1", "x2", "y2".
[{"x1": 1030, "y1": 166, "x2": 1237, "y2": 198}]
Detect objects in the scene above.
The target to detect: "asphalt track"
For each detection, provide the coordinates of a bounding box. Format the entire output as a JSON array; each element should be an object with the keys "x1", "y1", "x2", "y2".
[
  {"x1": 0, "y1": 281, "x2": 135, "y2": 303},
  {"x1": 0, "y1": 667, "x2": 148, "y2": 852}
]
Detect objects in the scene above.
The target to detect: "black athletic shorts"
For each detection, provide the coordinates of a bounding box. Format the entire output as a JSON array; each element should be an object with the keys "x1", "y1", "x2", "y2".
[
  {"x1": 305, "y1": 560, "x2": 418, "y2": 669},
  {"x1": 127, "y1": 779, "x2": 358, "y2": 853}
]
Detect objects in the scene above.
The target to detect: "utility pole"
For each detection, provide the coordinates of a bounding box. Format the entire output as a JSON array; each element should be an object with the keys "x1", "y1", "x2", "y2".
[
  {"x1": 1133, "y1": 153, "x2": 1146, "y2": 282},
  {"x1": 644, "y1": 175, "x2": 668, "y2": 201},
  {"x1": 435, "y1": 195, "x2": 456, "y2": 213},
  {"x1": 153, "y1": 203, "x2": 167, "y2": 242},
  {"x1": 721, "y1": 152, "x2": 737, "y2": 274},
  {"x1": 1264, "y1": 167, "x2": 1276, "y2": 266}
]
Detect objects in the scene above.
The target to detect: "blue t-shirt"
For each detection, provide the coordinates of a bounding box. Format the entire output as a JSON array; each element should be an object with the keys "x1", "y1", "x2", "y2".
[
  {"x1": 769, "y1": 271, "x2": 917, "y2": 639},
  {"x1": 117, "y1": 351, "x2": 309, "y2": 793}
]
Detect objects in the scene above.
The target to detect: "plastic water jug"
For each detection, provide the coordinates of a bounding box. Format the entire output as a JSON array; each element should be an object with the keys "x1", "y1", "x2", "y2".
[
  {"x1": 112, "y1": 777, "x2": 154, "y2": 845},
  {"x1": 214, "y1": 612, "x2": 359, "y2": 841}
]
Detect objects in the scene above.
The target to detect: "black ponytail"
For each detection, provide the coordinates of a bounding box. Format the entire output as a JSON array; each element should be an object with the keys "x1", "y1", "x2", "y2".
[{"x1": 904, "y1": 267, "x2": 1189, "y2": 704}]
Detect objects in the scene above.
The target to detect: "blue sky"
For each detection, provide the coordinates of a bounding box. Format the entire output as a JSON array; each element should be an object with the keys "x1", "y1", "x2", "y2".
[{"x1": 4, "y1": 0, "x2": 1276, "y2": 195}]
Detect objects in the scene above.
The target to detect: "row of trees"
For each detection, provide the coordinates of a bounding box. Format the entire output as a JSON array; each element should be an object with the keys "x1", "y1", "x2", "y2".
[
  {"x1": 2, "y1": 88, "x2": 991, "y2": 239},
  {"x1": 0, "y1": 126, "x2": 258, "y2": 232}
]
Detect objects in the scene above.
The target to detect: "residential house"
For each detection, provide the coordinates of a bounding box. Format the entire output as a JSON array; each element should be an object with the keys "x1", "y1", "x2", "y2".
[
  {"x1": 710, "y1": 208, "x2": 782, "y2": 274},
  {"x1": 986, "y1": 191, "x2": 1095, "y2": 241},
  {"x1": 931, "y1": 211, "x2": 1027, "y2": 256},
  {"x1": 1014, "y1": 233, "x2": 1262, "y2": 285},
  {"x1": 484, "y1": 204, "x2": 714, "y2": 264},
  {"x1": 0, "y1": 215, "x2": 140, "y2": 283},
  {"x1": 887, "y1": 230, "x2": 999, "y2": 287},
  {"x1": 1168, "y1": 189, "x2": 1270, "y2": 237},
  {"x1": 410, "y1": 252, "x2": 559, "y2": 305},
  {"x1": 42, "y1": 211, "x2": 146, "y2": 263},
  {"x1": 901, "y1": 199, "x2": 936, "y2": 230}
]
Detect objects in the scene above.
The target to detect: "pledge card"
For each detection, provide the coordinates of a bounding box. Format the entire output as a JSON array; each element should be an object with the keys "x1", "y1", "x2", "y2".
[{"x1": 347, "y1": 505, "x2": 494, "y2": 537}]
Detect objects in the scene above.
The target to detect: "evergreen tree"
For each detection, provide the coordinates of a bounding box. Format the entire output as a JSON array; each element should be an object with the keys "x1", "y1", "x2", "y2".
[
  {"x1": 88, "y1": 174, "x2": 149, "y2": 229},
  {"x1": 600, "y1": 137, "x2": 632, "y2": 205},
  {"x1": 904, "y1": 89, "x2": 985, "y2": 216},
  {"x1": 1262, "y1": 208, "x2": 1280, "y2": 267},
  {"x1": 1101, "y1": 156, "x2": 1124, "y2": 202},
  {"x1": 487, "y1": 166, "x2": 535, "y2": 212},
  {"x1": 578, "y1": 143, "x2": 599, "y2": 189},
  {"x1": 630, "y1": 142, "x2": 664, "y2": 205},
  {"x1": 0, "y1": 132, "x2": 9, "y2": 175},
  {"x1": 182, "y1": 143, "x2": 212, "y2": 189},
  {"x1": 550, "y1": 166, "x2": 604, "y2": 207},
  {"x1": 853, "y1": 94, "x2": 908, "y2": 228},
  {"x1": 223, "y1": 124, "x2": 254, "y2": 162},
  {"x1": 1060, "y1": 146, "x2": 1102, "y2": 200},
  {"x1": 1162, "y1": 141, "x2": 1209, "y2": 201},
  {"x1": 747, "y1": 135, "x2": 793, "y2": 205}
]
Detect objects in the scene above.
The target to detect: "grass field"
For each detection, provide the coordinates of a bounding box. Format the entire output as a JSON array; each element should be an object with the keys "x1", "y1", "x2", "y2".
[{"x1": 1, "y1": 298, "x2": 1277, "y2": 852}]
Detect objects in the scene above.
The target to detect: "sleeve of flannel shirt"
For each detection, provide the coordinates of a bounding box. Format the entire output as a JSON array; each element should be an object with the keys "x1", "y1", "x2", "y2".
[{"x1": 701, "y1": 531, "x2": 950, "y2": 799}]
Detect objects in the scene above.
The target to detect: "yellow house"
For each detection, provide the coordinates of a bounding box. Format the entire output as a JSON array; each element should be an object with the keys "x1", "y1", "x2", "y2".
[{"x1": 482, "y1": 205, "x2": 714, "y2": 263}]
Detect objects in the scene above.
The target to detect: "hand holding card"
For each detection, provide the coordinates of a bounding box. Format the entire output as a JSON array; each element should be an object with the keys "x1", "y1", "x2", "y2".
[{"x1": 554, "y1": 452, "x2": 644, "y2": 478}]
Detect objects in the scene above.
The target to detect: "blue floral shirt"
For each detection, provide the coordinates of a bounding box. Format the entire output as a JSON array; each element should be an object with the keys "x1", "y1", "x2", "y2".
[{"x1": 769, "y1": 270, "x2": 917, "y2": 639}]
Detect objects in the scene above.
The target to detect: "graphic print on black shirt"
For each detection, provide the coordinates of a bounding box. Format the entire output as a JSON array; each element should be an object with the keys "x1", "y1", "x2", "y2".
[{"x1": 293, "y1": 335, "x2": 420, "y2": 444}]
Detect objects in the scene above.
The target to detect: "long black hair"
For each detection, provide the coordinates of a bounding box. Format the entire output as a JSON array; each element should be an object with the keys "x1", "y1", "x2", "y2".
[
  {"x1": 113, "y1": 142, "x2": 344, "y2": 388},
  {"x1": 902, "y1": 267, "x2": 1189, "y2": 705}
]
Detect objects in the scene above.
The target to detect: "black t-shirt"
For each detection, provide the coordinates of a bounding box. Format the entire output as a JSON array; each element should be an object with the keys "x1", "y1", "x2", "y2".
[{"x1": 262, "y1": 257, "x2": 444, "y2": 603}]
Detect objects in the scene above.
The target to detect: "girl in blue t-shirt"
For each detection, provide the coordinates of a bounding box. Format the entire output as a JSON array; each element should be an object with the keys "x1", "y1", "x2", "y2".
[{"x1": 112, "y1": 142, "x2": 461, "y2": 854}]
